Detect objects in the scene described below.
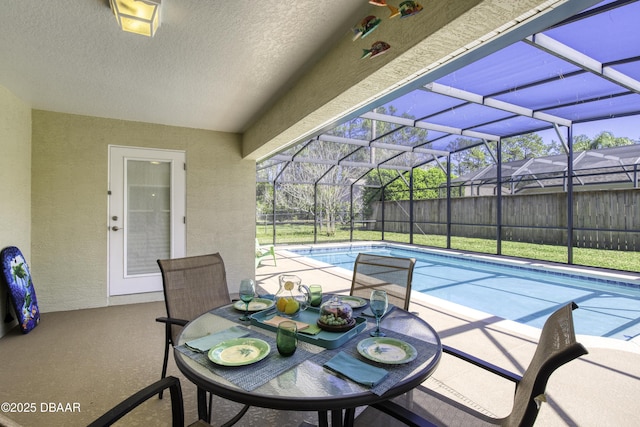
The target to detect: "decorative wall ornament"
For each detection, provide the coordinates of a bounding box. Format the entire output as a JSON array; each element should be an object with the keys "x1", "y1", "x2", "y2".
[
  {"x1": 352, "y1": 15, "x2": 382, "y2": 41},
  {"x1": 399, "y1": 1, "x2": 423, "y2": 18},
  {"x1": 369, "y1": 0, "x2": 401, "y2": 18},
  {"x1": 361, "y1": 41, "x2": 391, "y2": 59},
  {"x1": 354, "y1": 1, "x2": 423, "y2": 58}
]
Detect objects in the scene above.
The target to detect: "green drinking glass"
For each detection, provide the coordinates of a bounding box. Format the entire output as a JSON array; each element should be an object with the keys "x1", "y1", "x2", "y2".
[
  {"x1": 309, "y1": 284, "x2": 323, "y2": 307},
  {"x1": 276, "y1": 320, "x2": 298, "y2": 357}
]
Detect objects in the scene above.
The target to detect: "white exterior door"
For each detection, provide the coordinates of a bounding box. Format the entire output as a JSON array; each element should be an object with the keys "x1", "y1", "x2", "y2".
[{"x1": 108, "y1": 146, "x2": 186, "y2": 296}]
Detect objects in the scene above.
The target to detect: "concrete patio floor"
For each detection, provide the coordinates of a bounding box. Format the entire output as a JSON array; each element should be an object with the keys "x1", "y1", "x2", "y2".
[{"x1": 255, "y1": 246, "x2": 640, "y2": 426}]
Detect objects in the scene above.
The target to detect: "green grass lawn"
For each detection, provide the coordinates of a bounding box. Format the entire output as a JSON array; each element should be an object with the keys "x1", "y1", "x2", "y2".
[{"x1": 256, "y1": 223, "x2": 640, "y2": 273}]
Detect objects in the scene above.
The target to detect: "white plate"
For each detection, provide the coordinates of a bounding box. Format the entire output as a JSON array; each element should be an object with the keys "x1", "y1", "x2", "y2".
[
  {"x1": 233, "y1": 298, "x2": 275, "y2": 312},
  {"x1": 208, "y1": 338, "x2": 271, "y2": 366},
  {"x1": 339, "y1": 296, "x2": 367, "y2": 308},
  {"x1": 357, "y1": 337, "x2": 417, "y2": 365}
]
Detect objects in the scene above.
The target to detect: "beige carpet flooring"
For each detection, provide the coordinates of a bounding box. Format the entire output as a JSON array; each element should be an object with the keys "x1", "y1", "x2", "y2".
[{"x1": 0, "y1": 302, "x2": 323, "y2": 427}]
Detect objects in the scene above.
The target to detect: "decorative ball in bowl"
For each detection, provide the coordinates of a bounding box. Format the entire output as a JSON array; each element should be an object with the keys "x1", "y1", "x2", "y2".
[{"x1": 317, "y1": 296, "x2": 355, "y2": 332}]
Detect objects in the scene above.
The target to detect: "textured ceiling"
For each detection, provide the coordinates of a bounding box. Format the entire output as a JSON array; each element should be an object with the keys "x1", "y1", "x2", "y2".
[{"x1": 0, "y1": 0, "x2": 366, "y2": 133}]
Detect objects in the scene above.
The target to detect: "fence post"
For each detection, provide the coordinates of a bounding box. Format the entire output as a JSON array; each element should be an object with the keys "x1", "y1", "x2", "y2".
[
  {"x1": 350, "y1": 184, "x2": 354, "y2": 242},
  {"x1": 446, "y1": 157, "x2": 451, "y2": 249},
  {"x1": 314, "y1": 183, "x2": 318, "y2": 244},
  {"x1": 410, "y1": 168, "x2": 414, "y2": 244},
  {"x1": 272, "y1": 183, "x2": 277, "y2": 245},
  {"x1": 381, "y1": 184, "x2": 386, "y2": 240},
  {"x1": 497, "y1": 138, "x2": 502, "y2": 255},
  {"x1": 567, "y1": 126, "x2": 574, "y2": 264}
]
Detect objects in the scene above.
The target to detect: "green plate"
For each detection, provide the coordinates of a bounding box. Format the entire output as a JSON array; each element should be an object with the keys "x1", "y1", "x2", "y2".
[
  {"x1": 357, "y1": 337, "x2": 417, "y2": 365},
  {"x1": 208, "y1": 338, "x2": 271, "y2": 366},
  {"x1": 233, "y1": 298, "x2": 275, "y2": 312},
  {"x1": 340, "y1": 296, "x2": 367, "y2": 308}
]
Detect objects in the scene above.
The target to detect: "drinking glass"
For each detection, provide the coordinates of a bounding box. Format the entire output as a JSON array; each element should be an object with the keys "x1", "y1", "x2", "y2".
[
  {"x1": 238, "y1": 279, "x2": 255, "y2": 321},
  {"x1": 369, "y1": 290, "x2": 388, "y2": 337},
  {"x1": 309, "y1": 284, "x2": 323, "y2": 307},
  {"x1": 276, "y1": 320, "x2": 298, "y2": 356}
]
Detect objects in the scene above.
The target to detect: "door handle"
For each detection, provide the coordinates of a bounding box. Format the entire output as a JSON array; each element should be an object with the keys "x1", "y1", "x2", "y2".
[{"x1": 111, "y1": 226, "x2": 123, "y2": 231}]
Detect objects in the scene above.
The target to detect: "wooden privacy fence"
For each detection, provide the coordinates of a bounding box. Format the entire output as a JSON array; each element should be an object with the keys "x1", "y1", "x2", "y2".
[{"x1": 370, "y1": 189, "x2": 640, "y2": 251}]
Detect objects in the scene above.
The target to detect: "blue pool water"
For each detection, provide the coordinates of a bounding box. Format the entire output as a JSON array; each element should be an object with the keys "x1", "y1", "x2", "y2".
[{"x1": 291, "y1": 244, "x2": 640, "y2": 341}]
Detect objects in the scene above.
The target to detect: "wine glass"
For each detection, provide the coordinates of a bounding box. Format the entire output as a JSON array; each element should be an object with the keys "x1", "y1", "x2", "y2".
[
  {"x1": 238, "y1": 279, "x2": 255, "y2": 321},
  {"x1": 369, "y1": 290, "x2": 388, "y2": 337}
]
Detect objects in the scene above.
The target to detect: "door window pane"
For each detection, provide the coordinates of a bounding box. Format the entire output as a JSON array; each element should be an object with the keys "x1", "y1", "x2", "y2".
[{"x1": 126, "y1": 160, "x2": 171, "y2": 275}]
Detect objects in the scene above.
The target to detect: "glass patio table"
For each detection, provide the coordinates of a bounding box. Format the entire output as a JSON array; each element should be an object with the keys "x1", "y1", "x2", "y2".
[{"x1": 174, "y1": 300, "x2": 442, "y2": 427}]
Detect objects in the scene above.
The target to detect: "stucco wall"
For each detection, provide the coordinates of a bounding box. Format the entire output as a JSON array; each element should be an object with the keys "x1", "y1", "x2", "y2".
[
  {"x1": 0, "y1": 85, "x2": 31, "y2": 336},
  {"x1": 31, "y1": 111, "x2": 255, "y2": 312}
]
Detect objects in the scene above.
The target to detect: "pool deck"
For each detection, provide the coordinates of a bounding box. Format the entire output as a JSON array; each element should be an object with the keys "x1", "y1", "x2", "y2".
[{"x1": 256, "y1": 246, "x2": 640, "y2": 426}]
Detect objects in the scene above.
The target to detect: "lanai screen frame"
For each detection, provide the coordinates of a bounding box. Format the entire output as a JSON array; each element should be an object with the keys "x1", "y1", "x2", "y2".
[{"x1": 256, "y1": 0, "x2": 640, "y2": 266}]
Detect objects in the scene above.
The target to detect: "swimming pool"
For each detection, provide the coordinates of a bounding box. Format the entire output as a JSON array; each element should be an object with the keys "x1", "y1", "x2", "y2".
[{"x1": 291, "y1": 243, "x2": 640, "y2": 341}]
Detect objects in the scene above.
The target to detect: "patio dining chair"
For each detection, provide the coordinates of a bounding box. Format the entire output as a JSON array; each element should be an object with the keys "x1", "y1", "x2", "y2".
[
  {"x1": 157, "y1": 253, "x2": 232, "y2": 389},
  {"x1": 88, "y1": 376, "x2": 211, "y2": 427},
  {"x1": 156, "y1": 253, "x2": 249, "y2": 424},
  {"x1": 366, "y1": 302, "x2": 588, "y2": 427},
  {"x1": 350, "y1": 253, "x2": 416, "y2": 311}
]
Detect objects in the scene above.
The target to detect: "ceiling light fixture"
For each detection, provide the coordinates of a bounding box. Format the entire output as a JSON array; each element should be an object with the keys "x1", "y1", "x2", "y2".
[{"x1": 110, "y1": 0, "x2": 161, "y2": 37}]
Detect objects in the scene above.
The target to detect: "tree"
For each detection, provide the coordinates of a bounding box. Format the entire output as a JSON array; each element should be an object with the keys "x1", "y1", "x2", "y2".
[
  {"x1": 459, "y1": 145, "x2": 490, "y2": 176},
  {"x1": 271, "y1": 106, "x2": 437, "y2": 235},
  {"x1": 274, "y1": 120, "x2": 370, "y2": 235},
  {"x1": 448, "y1": 133, "x2": 551, "y2": 177},
  {"x1": 548, "y1": 131, "x2": 636, "y2": 153},
  {"x1": 256, "y1": 181, "x2": 273, "y2": 218},
  {"x1": 499, "y1": 133, "x2": 549, "y2": 161},
  {"x1": 362, "y1": 167, "x2": 447, "y2": 203},
  {"x1": 447, "y1": 138, "x2": 491, "y2": 177},
  {"x1": 572, "y1": 131, "x2": 635, "y2": 151}
]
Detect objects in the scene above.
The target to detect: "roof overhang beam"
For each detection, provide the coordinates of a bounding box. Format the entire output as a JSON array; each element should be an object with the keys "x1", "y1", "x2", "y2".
[
  {"x1": 314, "y1": 160, "x2": 411, "y2": 172},
  {"x1": 526, "y1": 32, "x2": 640, "y2": 93},
  {"x1": 268, "y1": 154, "x2": 413, "y2": 173},
  {"x1": 425, "y1": 82, "x2": 572, "y2": 127},
  {"x1": 361, "y1": 111, "x2": 499, "y2": 141},
  {"x1": 369, "y1": 141, "x2": 449, "y2": 158},
  {"x1": 269, "y1": 154, "x2": 337, "y2": 165},
  {"x1": 413, "y1": 147, "x2": 450, "y2": 157},
  {"x1": 317, "y1": 134, "x2": 370, "y2": 147}
]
